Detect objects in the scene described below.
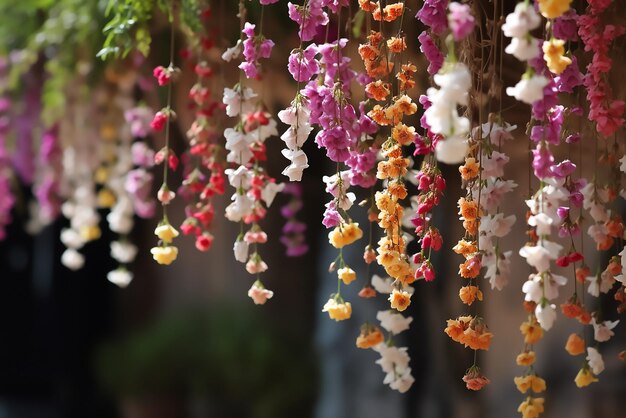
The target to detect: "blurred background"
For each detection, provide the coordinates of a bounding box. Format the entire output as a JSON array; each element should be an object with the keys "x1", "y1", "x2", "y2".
[{"x1": 1, "y1": 1, "x2": 626, "y2": 418}]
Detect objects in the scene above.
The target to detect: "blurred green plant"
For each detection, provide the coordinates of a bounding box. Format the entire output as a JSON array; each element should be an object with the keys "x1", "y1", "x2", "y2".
[
  {"x1": 95, "y1": 304, "x2": 318, "y2": 418},
  {"x1": 98, "y1": 0, "x2": 203, "y2": 60}
]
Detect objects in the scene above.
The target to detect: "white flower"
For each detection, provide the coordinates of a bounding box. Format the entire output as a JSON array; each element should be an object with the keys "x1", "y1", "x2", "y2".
[
  {"x1": 374, "y1": 345, "x2": 411, "y2": 374},
  {"x1": 222, "y1": 86, "x2": 256, "y2": 117},
  {"x1": 248, "y1": 283, "x2": 274, "y2": 305},
  {"x1": 278, "y1": 104, "x2": 311, "y2": 126},
  {"x1": 502, "y1": 2, "x2": 541, "y2": 38},
  {"x1": 248, "y1": 118, "x2": 278, "y2": 143},
  {"x1": 486, "y1": 250, "x2": 512, "y2": 290},
  {"x1": 586, "y1": 347, "x2": 605, "y2": 375},
  {"x1": 61, "y1": 248, "x2": 85, "y2": 271},
  {"x1": 528, "y1": 212, "x2": 553, "y2": 236},
  {"x1": 544, "y1": 273, "x2": 568, "y2": 300},
  {"x1": 389, "y1": 369, "x2": 414, "y2": 393},
  {"x1": 586, "y1": 271, "x2": 615, "y2": 297},
  {"x1": 261, "y1": 182, "x2": 285, "y2": 207},
  {"x1": 107, "y1": 268, "x2": 134, "y2": 288},
  {"x1": 225, "y1": 193, "x2": 254, "y2": 222},
  {"x1": 221, "y1": 40, "x2": 242, "y2": 62},
  {"x1": 522, "y1": 274, "x2": 543, "y2": 303},
  {"x1": 505, "y1": 37, "x2": 541, "y2": 61},
  {"x1": 481, "y1": 151, "x2": 510, "y2": 178},
  {"x1": 281, "y1": 149, "x2": 309, "y2": 181},
  {"x1": 224, "y1": 128, "x2": 254, "y2": 164},
  {"x1": 281, "y1": 124, "x2": 313, "y2": 149},
  {"x1": 620, "y1": 154, "x2": 626, "y2": 173},
  {"x1": 519, "y1": 244, "x2": 555, "y2": 272},
  {"x1": 61, "y1": 228, "x2": 85, "y2": 249},
  {"x1": 435, "y1": 134, "x2": 469, "y2": 165},
  {"x1": 535, "y1": 303, "x2": 557, "y2": 330},
  {"x1": 371, "y1": 275, "x2": 394, "y2": 293},
  {"x1": 506, "y1": 75, "x2": 549, "y2": 104},
  {"x1": 377, "y1": 310, "x2": 413, "y2": 335},
  {"x1": 233, "y1": 240, "x2": 249, "y2": 263},
  {"x1": 432, "y1": 63, "x2": 472, "y2": 105},
  {"x1": 110, "y1": 241, "x2": 138, "y2": 264},
  {"x1": 225, "y1": 165, "x2": 251, "y2": 189},
  {"x1": 592, "y1": 318, "x2": 619, "y2": 342}
]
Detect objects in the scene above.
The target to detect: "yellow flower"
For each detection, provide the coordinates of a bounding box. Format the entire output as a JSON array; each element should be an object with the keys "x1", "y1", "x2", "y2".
[
  {"x1": 94, "y1": 167, "x2": 110, "y2": 184},
  {"x1": 516, "y1": 351, "x2": 536, "y2": 367},
  {"x1": 515, "y1": 375, "x2": 546, "y2": 394},
  {"x1": 543, "y1": 39, "x2": 572, "y2": 75},
  {"x1": 517, "y1": 397, "x2": 545, "y2": 418},
  {"x1": 574, "y1": 368, "x2": 598, "y2": 388},
  {"x1": 328, "y1": 222, "x2": 363, "y2": 248},
  {"x1": 150, "y1": 245, "x2": 178, "y2": 265},
  {"x1": 520, "y1": 319, "x2": 544, "y2": 344},
  {"x1": 338, "y1": 267, "x2": 357, "y2": 285},
  {"x1": 80, "y1": 225, "x2": 102, "y2": 242},
  {"x1": 389, "y1": 289, "x2": 411, "y2": 312},
  {"x1": 97, "y1": 188, "x2": 116, "y2": 208},
  {"x1": 155, "y1": 224, "x2": 179, "y2": 244},
  {"x1": 538, "y1": 0, "x2": 573, "y2": 19},
  {"x1": 322, "y1": 298, "x2": 352, "y2": 321}
]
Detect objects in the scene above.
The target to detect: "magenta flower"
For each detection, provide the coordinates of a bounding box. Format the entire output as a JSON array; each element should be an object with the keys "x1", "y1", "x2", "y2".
[
  {"x1": 418, "y1": 31, "x2": 444, "y2": 75},
  {"x1": 448, "y1": 2, "x2": 475, "y2": 41},
  {"x1": 416, "y1": 0, "x2": 449, "y2": 35}
]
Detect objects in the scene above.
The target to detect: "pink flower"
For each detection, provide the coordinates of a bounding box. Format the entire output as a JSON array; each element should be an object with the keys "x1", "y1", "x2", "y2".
[
  {"x1": 150, "y1": 111, "x2": 168, "y2": 131},
  {"x1": 448, "y1": 2, "x2": 475, "y2": 41},
  {"x1": 153, "y1": 66, "x2": 171, "y2": 86},
  {"x1": 248, "y1": 282, "x2": 274, "y2": 305},
  {"x1": 195, "y1": 233, "x2": 214, "y2": 252}
]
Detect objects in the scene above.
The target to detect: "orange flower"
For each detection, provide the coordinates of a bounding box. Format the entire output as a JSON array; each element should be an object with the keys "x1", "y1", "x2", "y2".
[
  {"x1": 463, "y1": 219, "x2": 479, "y2": 236},
  {"x1": 463, "y1": 368, "x2": 490, "y2": 391},
  {"x1": 453, "y1": 239, "x2": 478, "y2": 258},
  {"x1": 358, "y1": 44, "x2": 379, "y2": 61},
  {"x1": 561, "y1": 301, "x2": 583, "y2": 319},
  {"x1": 459, "y1": 157, "x2": 480, "y2": 180},
  {"x1": 365, "y1": 57, "x2": 393, "y2": 78},
  {"x1": 444, "y1": 317, "x2": 467, "y2": 341},
  {"x1": 445, "y1": 316, "x2": 492, "y2": 350},
  {"x1": 394, "y1": 94, "x2": 417, "y2": 116},
  {"x1": 459, "y1": 285, "x2": 483, "y2": 305},
  {"x1": 387, "y1": 181, "x2": 408, "y2": 199},
  {"x1": 576, "y1": 265, "x2": 590, "y2": 283},
  {"x1": 458, "y1": 197, "x2": 479, "y2": 220},
  {"x1": 516, "y1": 351, "x2": 536, "y2": 366},
  {"x1": 365, "y1": 80, "x2": 390, "y2": 101},
  {"x1": 367, "y1": 31, "x2": 383, "y2": 45},
  {"x1": 358, "y1": 0, "x2": 378, "y2": 12},
  {"x1": 382, "y1": 143, "x2": 403, "y2": 159},
  {"x1": 389, "y1": 289, "x2": 411, "y2": 311},
  {"x1": 383, "y1": 2, "x2": 404, "y2": 22},
  {"x1": 363, "y1": 246, "x2": 376, "y2": 264},
  {"x1": 387, "y1": 36, "x2": 406, "y2": 53},
  {"x1": 606, "y1": 218, "x2": 624, "y2": 238},
  {"x1": 358, "y1": 286, "x2": 377, "y2": 298},
  {"x1": 459, "y1": 256, "x2": 481, "y2": 279},
  {"x1": 577, "y1": 310, "x2": 592, "y2": 325},
  {"x1": 608, "y1": 257, "x2": 622, "y2": 275},
  {"x1": 597, "y1": 235, "x2": 614, "y2": 251},
  {"x1": 520, "y1": 319, "x2": 544, "y2": 344},
  {"x1": 565, "y1": 333, "x2": 585, "y2": 355},
  {"x1": 368, "y1": 104, "x2": 391, "y2": 126},
  {"x1": 391, "y1": 123, "x2": 416, "y2": 146},
  {"x1": 356, "y1": 325, "x2": 385, "y2": 349}
]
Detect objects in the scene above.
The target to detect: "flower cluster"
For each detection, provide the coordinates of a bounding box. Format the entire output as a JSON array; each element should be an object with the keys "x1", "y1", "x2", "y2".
[
  {"x1": 180, "y1": 15, "x2": 225, "y2": 253},
  {"x1": 578, "y1": 1, "x2": 625, "y2": 136}
]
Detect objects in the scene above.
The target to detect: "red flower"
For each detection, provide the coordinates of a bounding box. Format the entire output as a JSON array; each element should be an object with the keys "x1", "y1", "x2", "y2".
[
  {"x1": 195, "y1": 233, "x2": 214, "y2": 252},
  {"x1": 153, "y1": 66, "x2": 171, "y2": 86},
  {"x1": 151, "y1": 111, "x2": 168, "y2": 131}
]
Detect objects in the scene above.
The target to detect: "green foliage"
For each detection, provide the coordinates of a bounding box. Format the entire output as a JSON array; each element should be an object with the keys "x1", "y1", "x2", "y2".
[
  {"x1": 96, "y1": 304, "x2": 318, "y2": 418},
  {"x1": 99, "y1": 0, "x2": 155, "y2": 60}
]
